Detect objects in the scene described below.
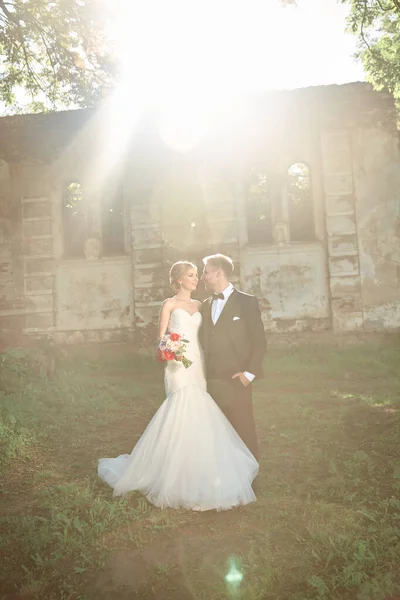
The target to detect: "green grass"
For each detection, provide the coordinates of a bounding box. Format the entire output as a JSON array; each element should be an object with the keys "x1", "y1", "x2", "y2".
[{"x1": 0, "y1": 336, "x2": 399, "y2": 600}]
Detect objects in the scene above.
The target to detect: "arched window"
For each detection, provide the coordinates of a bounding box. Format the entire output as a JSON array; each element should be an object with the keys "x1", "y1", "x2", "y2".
[
  {"x1": 287, "y1": 162, "x2": 315, "y2": 241},
  {"x1": 62, "y1": 181, "x2": 85, "y2": 257},
  {"x1": 246, "y1": 168, "x2": 272, "y2": 244}
]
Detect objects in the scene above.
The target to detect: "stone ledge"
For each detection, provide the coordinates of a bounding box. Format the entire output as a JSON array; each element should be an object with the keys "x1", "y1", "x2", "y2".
[
  {"x1": 264, "y1": 317, "x2": 331, "y2": 334},
  {"x1": 266, "y1": 329, "x2": 400, "y2": 347}
]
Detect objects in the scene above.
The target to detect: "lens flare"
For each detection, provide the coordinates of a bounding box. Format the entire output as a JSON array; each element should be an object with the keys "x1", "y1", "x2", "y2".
[{"x1": 225, "y1": 556, "x2": 243, "y2": 592}]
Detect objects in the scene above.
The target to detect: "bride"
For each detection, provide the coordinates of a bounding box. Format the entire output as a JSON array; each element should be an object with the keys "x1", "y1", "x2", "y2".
[{"x1": 98, "y1": 261, "x2": 258, "y2": 511}]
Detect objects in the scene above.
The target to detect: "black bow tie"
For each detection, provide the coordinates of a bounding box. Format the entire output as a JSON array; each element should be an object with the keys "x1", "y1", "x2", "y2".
[{"x1": 212, "y1": 293, "x2": 225, "y2": 300}]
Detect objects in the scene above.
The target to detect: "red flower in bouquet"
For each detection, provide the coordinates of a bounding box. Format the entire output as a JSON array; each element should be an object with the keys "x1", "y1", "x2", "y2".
[{"x1": 157, "y1": 331, "x2": 193, "y2": 369}]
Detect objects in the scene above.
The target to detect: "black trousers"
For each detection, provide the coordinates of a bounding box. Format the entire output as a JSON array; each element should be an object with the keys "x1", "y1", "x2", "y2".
[{"x1": 207, "y1": 376, "x2": 259, "y2": 460}]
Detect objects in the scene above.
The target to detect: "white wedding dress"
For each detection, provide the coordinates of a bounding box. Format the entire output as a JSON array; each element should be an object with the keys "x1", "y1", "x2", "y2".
[{"x1": 98, "y1": 309, "x2": 259, "y2": 511}]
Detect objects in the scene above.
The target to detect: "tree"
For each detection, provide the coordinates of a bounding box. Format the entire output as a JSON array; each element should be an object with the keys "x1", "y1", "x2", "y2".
[
  {"x1": 0, "y1": 0, "x2": 117, "y2": 112},
  {"x1": 341, "y1": 0, "x2": 400, "y2": 102}
]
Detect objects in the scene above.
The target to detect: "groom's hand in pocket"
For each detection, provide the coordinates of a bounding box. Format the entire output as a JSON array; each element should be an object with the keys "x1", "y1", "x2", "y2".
[{"x1": 232, "y1": 372, "x2": 251, "y2": 387}]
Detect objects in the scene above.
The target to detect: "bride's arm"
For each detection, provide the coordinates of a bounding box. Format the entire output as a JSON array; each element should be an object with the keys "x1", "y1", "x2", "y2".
[{"x1": 158, "y1": 299, "x2": 173, "y2": 339}]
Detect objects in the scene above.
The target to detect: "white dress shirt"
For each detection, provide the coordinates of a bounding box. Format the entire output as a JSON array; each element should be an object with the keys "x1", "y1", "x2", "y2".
[{"x1": 211, "y1": 283, "x2": 255, "y2": 383}]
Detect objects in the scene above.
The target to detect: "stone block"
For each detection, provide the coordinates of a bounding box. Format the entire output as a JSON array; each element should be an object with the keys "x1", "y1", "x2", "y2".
[
  {"x1": 25, "y1": 312, "x2": 53, "y2": 329},
  {"x1": 324, "y1": 173, "x2": 353, "y2": 195},
  {"x1": 330, "y1": 275, "x2": 360, "y2": 298},
  {"x1": 134, "y1": 265, "x2": 164, "y2": 287},
  {"x1": 25, "y1": 258, "x2": 54, "y2": 274},
  {"x1": 134, "y1": 286, "x2": 164, "y2": 303},
  {"x1": 0, "y1": 220, "x2": 11, "y2": 243},
  {"x1": 26, "y1": 294, "x2": 53, "y2": 312},
  {"x1": 22, "y1": 202, "x2": 51, "y2": 219},
  {"x1": 23, "y1": 237, "x2": 53, "y2": 256},
  {"x1": 132, "y1": 227, "x2": 163, "y2": 247},
  {"x1": 0, "y1": 259, "x2": 12, "y2": 275},
  {"x1": 321, "y1": 138, "x2": 352, "y2": 172},
  {"x1": 131, "y1": 204, "x2": 160, "y2": 226},
  {"x1": 134, "y1": 305, "x2": 160, "y2": 326},
  {"x1": 331, "y1": 295, "x2": 362, "y2": 312},
  {"x1": 25, "y1": 276, "x2": 53, "y2": 292},
  {"x1": 325, "y1": 194, "x2": 354, "y2": 214},
  {"x1": 54, "y1": 331, "x2": 68, "y2": 344},
  {"x1": 329, "y1": 255, "x2": 359, "y2": 274},
  {"x1": 86, "y1": 330, "x2": 101, "y2": 343},
  {"x1": 329, "y1": 233, "x2": 358, "y2": 254},
  {"x1": 0, "y1": 314, "x2": 25, "y2": 331},
  {"x1": 69, "y1": 331, "x2": 85, "y2": 344},
  {"x1": 22, "y1": 219, "x2": 52, "y2": 237},
  {"x1": 326, "y1": 214, "x2": 356, "y2": 235},
  {"x1": 134, "y1": 247, "x2": 162, "y2": 265},
  {"x1": 332, "y1": 311, "x2": 363, "y2": 332}
]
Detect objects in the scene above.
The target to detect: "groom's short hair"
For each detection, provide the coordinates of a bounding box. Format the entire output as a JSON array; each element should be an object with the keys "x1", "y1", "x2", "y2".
[{"x1": 203, "y1": 253, "x2": 234, "y2": 277}]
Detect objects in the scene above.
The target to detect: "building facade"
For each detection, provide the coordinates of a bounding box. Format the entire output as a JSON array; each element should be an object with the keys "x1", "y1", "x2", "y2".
[{"x1": 0, "y1": 83, "x2": 399, "y2": 344}]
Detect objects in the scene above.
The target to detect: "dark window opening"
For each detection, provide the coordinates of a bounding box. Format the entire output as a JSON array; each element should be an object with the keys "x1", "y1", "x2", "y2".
[
  {"x1": 63, "y1": 181, "x2": 85, "y2": 257},
  {"x1": 246, "y1": 168, "x2": 273, "y2": 244},
  {"x1": 101, "y1": 186, "x2": 125, "y2": 255},
  {"x1": 287, "y1": 162, "x2": 315, "y2": 241}
]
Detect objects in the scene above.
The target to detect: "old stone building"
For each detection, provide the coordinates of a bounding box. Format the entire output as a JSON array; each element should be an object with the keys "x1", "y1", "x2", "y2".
[{"x1": 0, "y1": 82, "x2": 399, "y2": 344}]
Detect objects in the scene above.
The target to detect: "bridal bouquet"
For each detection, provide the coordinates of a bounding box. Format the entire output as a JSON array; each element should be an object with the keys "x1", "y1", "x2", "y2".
[{"x1": 158, "y1": 331, "x2": 193, "y2": 369}]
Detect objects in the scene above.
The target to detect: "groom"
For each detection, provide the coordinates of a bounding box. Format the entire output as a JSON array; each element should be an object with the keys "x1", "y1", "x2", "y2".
[{"x1": 200, "y1": 253, "x2": 266, "y2": 460}]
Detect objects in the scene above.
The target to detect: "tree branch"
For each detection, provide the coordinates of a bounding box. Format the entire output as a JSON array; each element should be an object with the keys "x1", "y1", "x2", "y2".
[
  {"x1": 0, "y1": 0, "x2": 17, "y2": 24},
  {"x1": 0, "y1": 0, "x2": 114, "y2": 109},
  {"x1": 0, "y1": 0, "x2": 57, "y2": 100},
  {"x1": 360, "y1": 0, "x2": 373, "y2": 51},
  {"x1": 38, "y1": 30, "x2": 58, "y2": 105},
  {"x1": 375, "y1": 0, "x2": 393, "y2": 11}
]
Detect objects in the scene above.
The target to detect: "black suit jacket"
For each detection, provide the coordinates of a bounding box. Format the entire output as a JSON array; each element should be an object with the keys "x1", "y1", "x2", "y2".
[{"x1": 199, "y1": 289, "x2": 266, "y2": 380}]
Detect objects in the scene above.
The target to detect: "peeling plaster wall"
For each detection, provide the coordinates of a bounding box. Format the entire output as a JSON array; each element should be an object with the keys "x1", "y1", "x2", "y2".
[
  {"x1": 0, "y1": 160, "x2": 26, "y2": 337},
  {"x1": 0, "y1": 161, "x2": 55, "y2": 339},
  {"x1": 0, "y1": 128, "x2": 135, "y2": 342},
  {"x1": 55, "y1": 259, "x2": 132, "y2": 332},
  {"x1": 49, "y1": 132, "x2": 134, "y2": 339},
  {"x1": 1, "y1": 83, "x2": 399, "y2": 342},
  {"x1": 0, "y1": 160, "x2": 14, "y2": 306},
  {"x1": 241, "y1": 244, "x2": 330, "y2": 332},
  {"x1": 352, "y1": 128, "x2": 400, "y2": 329}
]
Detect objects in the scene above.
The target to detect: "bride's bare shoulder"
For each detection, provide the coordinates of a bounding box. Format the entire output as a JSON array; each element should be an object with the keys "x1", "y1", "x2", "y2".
[{"x1": 162, "y1": 297, "x2": 177, "y2": 310}]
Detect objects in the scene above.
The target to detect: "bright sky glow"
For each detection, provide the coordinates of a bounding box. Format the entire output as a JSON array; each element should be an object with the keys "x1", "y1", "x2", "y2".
[
  {"x1": 108, "y1": 0, "x2": 365, "y2": 102},
  {"x1": 104, "y1": 0, "x2": 366, "y2": 151},
  {"x1": 2, "y1": 0, "x2": 367, "y2": 158}
]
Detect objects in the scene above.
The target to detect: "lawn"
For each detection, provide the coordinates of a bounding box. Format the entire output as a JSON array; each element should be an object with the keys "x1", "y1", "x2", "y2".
[{"x1": 1, "y1": 334, "x2": 399, "y2": 600}]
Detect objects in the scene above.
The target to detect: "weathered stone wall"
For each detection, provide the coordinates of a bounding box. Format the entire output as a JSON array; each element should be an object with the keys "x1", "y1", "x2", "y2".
[
  {"x1": 50, "y1": 132, "x2": 134, "y2": 343},
  {"x1": 241, "y1": 245, "x2": 331, "y2": 332},
  {"x1": 54, "y1": 259, "x2": 132, "y2": 341},
  {"x1": 352, "y1": 127, "x2": 400, "y2": 330},
  {"x1": 316, "y1": 86, "x2": 399, "y2": 332},
  {"x1": 0, "y1": 114, "x2": 135, "y2": 343},
  {"x1": 0, "y1": 83, "x2": 399, "y2": 342},
  {"x1": 0, "y1": 161, "x2": 25, "y2": 340},
  {"x1": 320, "y1": 130, "x2": 363, "y2": 332},
  {"x1": 0, "y1": 161, "x2": 14, "y2": 308}
]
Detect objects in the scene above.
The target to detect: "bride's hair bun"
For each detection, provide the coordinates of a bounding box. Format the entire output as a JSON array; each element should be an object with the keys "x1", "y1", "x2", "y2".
[{"x1": 169, "y1": 261, "x2": 196, "y2": 291}]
